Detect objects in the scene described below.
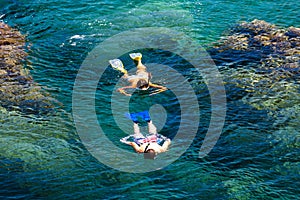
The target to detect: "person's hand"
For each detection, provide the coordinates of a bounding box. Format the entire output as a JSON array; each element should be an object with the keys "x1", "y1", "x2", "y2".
[
  {"x1": 149, "y1": 88, "x2": 167, "y2": 96},
  {"x1": 120, "y1": 138, "x2": 126, "y2": 143},
  {"x1": 120, "y1": 138, "x2": 130, "y2": 144},
  {"x1": 137, "y1": 149, "x2": 144, "y2": 153},
  {"x1": 124, "y1": 93, "x2": 132, "y2": 97},
  {"x1": 117, "y1": 88, "x2": 132, "y2": 96},
  {"x1": 158, "y1": 134, "x2": 168, "y2": 140}
]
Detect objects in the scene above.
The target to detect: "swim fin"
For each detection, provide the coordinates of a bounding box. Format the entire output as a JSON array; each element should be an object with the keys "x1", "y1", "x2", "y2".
[
  {"x1": 129, "y1": 53, "x2": 142, "y2": 61},
  {"x1": 109, "y1": 59, "x2": 127, "y2": 74}
]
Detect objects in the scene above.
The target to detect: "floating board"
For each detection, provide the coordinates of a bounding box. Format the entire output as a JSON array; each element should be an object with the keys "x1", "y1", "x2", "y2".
[{"x1": 120, "y1": 134, "x2": 167, "y2": 145}]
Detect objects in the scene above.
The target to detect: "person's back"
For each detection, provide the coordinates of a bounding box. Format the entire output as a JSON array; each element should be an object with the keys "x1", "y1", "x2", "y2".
[{"x1": 109, "y1": 53, "x2": 167, "y2": 96}]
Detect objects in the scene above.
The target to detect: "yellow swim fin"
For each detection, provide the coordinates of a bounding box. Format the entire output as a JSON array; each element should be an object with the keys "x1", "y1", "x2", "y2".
[
  {"x1": 129, "y1": 53, "x2": 142, "y2": 61},
  {"x1": 109, "y1": 59, "x2": 127, "y2": 74}
]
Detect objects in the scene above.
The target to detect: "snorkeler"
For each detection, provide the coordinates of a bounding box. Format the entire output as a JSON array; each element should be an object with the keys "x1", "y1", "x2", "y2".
[
  {"x1": 109, "y1": 53, "x2": 167, "y2": 96},
  {"x1": 120, "y1": 121, "x2": 171, "y2": 159}
]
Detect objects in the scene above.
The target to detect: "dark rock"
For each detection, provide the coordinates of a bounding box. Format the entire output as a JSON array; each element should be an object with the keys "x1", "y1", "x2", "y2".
[
  {"x1": 0, "y1": 22, "x2": 54, "y2": 115},
  {"x1": 209, "y1": 20, "x2": 300, "y2": 112}
]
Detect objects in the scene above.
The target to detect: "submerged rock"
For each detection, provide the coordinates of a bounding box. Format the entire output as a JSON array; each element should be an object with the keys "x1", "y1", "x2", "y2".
[
  {"x1": 209, "y1": 20, "x2": 300, "y2": 113},
  {"x1": 0, "y1": 22, "x2": 54, "y2": 114},
  {"x1": 0, "y1": 22, "x2": 83, "y2": 197}
]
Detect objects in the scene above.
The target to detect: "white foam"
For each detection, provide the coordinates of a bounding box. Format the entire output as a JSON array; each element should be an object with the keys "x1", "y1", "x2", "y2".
[
  {"x1": 70, "y1": 35, "x2": 85, "y2": 40},
  {"x1": 69, "y1": 34, "x2": 103, "y2": 40}
]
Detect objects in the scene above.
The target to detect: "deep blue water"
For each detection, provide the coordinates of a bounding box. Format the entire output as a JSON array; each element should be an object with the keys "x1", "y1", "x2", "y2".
[{"x1": 1, "y1": 0, "x2": 299, "y2": 199}]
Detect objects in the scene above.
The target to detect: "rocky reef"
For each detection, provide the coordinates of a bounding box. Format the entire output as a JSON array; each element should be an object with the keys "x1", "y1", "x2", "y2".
[
  {"x1": 0, "y1": 22, "x2": 53, "y2": 114},
  {"x1": 209, "y1": 20, "x2": 300, "y2": 113}
]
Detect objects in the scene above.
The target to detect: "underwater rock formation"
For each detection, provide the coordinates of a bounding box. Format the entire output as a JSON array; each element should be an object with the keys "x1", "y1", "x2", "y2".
[
  {"x1": 0, "y1": 22, "x2": 53, "y2": 114},
  {"x1": 209, "y1": 19, "x2": 300, "y2": 112}
]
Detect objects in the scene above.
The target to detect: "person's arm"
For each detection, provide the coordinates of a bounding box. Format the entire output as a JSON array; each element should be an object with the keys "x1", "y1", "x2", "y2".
[
  {"x1": 128, "y1": 142, "x2": 144, "y2": 153},
  {"x1": 120, "y1": 139, "x2": 144, "y2": 153},
  {"x1": 149, "y1": 83, "x2": 167, "y2": 95},
  {"x1": 160, "y1": 139, "x2": 171, "y2": 152},
  {"x1": 120, "y1": 136, "x2": 131, "y2": 145},
  {"x1": 117, "y1": 86, "x2": 134, "y2": 96}
]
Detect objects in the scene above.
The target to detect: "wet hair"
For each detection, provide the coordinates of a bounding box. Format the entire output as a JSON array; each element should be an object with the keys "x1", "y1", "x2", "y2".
[
  {"x1": 136, "y1": 79, "x2": 149, "y2": 89},
  {"x1": 143, "y1": 149, "x2": 156, "y2": 160}
]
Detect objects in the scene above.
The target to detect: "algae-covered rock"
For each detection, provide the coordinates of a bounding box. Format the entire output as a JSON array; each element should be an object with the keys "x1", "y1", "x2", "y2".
[
  {"x1": 209, "y1": 20, "x2": 300, "y2": 112},
  {"x1": 0, "y1": 22, "x2": 89, "y2": 197},
  {"x1": 0, "y1": 22, "x2": 54, "y2": 114}
]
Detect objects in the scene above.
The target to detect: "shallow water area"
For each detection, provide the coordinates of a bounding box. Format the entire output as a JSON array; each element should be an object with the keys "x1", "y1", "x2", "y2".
[{"x1": 1, "y1": 0, "x2": 300, "y2": 199}]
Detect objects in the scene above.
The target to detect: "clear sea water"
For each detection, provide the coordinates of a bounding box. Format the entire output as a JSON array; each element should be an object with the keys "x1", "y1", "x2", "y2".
[{"x1": 1, "y1": 0, "x2": 299, "y2": 199}]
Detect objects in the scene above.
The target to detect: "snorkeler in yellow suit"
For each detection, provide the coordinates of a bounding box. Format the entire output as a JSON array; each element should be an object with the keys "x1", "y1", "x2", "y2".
[{"x1": 109, "y1": 53, "x2": 167, "y2": 96}]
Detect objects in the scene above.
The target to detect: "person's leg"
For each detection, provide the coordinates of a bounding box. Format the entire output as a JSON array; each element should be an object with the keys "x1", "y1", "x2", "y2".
[
  {"x1": 122, "y1": 73, "x2": 129, "y2": 79},
  {"x1": 136, "y1": 65, "x2": 147, "y2": 75},
  {"x1": 133, "y1": 123, "x2": 144, "y2": 138},
  {"x1": 148, "y1": 120, "x2": 157, "y2": 135},
  {"x1": 130, "y1": 53, "x2": 148, "y2": 74}
]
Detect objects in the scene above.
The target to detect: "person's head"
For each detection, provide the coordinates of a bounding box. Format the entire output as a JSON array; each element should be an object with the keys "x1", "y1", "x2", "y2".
[
  {"x1": 136, "y1": 79, "x2": 149, "y2": 90},
  {"x1": 143, "y1": 149, "x2": 156, "y2": 160},
  {"x1": 136, "y1": 73, "x2": 152, "y2": 90}
]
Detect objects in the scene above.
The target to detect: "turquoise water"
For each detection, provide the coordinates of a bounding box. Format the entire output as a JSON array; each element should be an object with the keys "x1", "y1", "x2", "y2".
[{"x1": 1, "y1": 0, "x2": 300, "y2": 199}]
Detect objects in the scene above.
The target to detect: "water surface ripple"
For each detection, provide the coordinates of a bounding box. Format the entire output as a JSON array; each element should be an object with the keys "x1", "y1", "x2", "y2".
[{"x1": 0, "y1": 0, "x2": 299, "y2": 199}]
